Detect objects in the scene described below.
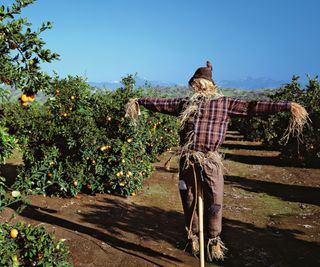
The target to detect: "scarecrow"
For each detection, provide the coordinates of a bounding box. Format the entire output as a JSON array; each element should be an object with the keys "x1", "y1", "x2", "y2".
[{"x1": 125, "y1": 61, "x2": 309, "y2": 262}]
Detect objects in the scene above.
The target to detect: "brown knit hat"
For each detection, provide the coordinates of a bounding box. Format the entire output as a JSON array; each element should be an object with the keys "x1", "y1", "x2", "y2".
[{"x1": 188, "y1": 61, "x2": 213, "y2": 85}]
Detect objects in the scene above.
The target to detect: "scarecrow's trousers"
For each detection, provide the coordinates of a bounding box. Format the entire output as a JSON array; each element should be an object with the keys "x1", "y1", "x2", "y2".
[{"x1": 179, "y1": 156, "x2": 224, "y2": 238}]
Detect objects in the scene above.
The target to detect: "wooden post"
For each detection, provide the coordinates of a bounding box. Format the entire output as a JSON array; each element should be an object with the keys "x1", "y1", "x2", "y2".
[{"x1": 198, "y1": 178, "x2": 205, "y2": 267}]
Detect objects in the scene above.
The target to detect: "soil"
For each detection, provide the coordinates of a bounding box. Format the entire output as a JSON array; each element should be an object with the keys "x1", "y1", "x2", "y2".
[{"x1": 1, "y1": 131, "x2": 319, "y2": 267}]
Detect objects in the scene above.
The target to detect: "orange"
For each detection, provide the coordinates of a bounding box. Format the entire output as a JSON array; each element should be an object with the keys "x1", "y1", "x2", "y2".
[
  {"x1": 27, "y1": 95, "x2": 35, "y2": 102},
  {"x1": 21, "y1": 94, "x2": 28, "y2": 102},
  {"x1": 10, "y1": 229, "x2": 18, "y2": 238}
]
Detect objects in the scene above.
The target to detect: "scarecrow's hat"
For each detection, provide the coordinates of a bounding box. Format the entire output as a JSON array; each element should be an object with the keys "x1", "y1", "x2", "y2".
[{"x1": 188, "y1": 61, "x2": 213, "y2": 85}]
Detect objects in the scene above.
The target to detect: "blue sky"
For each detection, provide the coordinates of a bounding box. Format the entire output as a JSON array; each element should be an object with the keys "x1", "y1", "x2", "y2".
[{"x1": 4, "y1": 0, "x2": 320, "y2": 85}]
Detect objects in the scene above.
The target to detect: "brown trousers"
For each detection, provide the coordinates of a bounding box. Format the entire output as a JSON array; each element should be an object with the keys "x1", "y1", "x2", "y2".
[{"x1": 179, "y1": 156, "x2": 224, "y2": 239}]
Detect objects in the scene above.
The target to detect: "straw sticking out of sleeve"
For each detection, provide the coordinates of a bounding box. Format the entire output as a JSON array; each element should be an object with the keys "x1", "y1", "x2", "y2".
[
  {"x1": 281, "y1": 102, "x2": 310, "y2": 144},
  {"x1": 125, "y1": 98, "x2": 141, "y2": 125}
]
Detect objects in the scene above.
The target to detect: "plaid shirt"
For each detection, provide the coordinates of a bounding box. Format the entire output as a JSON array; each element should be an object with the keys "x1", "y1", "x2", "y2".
[{"x1": 138, "y1": 97, "x2": 291, "y2": 153}]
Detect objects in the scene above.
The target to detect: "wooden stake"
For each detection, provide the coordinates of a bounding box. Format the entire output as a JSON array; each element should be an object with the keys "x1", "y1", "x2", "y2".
[{"x1": 198, "y1": 178, "x2": 205, "y2": 267}]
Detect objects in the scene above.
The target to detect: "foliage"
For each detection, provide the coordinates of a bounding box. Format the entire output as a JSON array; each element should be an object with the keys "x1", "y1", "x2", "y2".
[
  {"x1": 0, "y1": 221, "x2": 72, "y2": 266},
  {"x1": 0, "y1": 126, "x2": 16, "y2": 164},
  {"x1": 0, "y1": 0, "x2": 59, "y2": 94},
  {"x1": 141, "y1": 85, "x2": 189, "y2": 98},
  {"x1": 0, "y1": 75, "x2": 179, "y2": 197},
  {"x1": 0, "y1": 0, "x2": 57, "y2": 209},
  {"x1": 0, "y1": 123, "x2": 23, "y2": 211},
  {"x1": 230, "y1": 76, "x2": 320, "y2": 163},
  {"x1": 0, "y1": 86, "x2": 11, "y2": 102}
]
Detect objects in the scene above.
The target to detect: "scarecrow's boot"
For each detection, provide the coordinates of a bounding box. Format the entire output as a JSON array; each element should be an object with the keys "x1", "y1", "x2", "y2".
[{"x1": 207, "y1": 236, "x2": 228, "y2": 261}]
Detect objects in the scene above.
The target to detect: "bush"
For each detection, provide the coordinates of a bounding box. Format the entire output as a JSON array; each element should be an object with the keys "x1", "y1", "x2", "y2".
[
  {"x1": 0, "y1": 222, "x2": 72, "y2": 266},
  {"x1": 230, "y1": 76, "x2": 320, "y2": 163},
  {"x1": 0, "y1": 75, "x2": 179, "y2": 197}
]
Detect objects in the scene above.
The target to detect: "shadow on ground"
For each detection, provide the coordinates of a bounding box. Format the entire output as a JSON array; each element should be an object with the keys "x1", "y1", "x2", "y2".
[
  {"x1": 79, "y1": 198, "x2": 185, "y2": 246},
  {"x1": 13, "y1": 199, "x2": 186, "y2": 266},
  {"x1": 224, "y1": 152, "x2": 320, "y2": 169},
  {"x1": 11, "y1": 194, "x2": 320, "y2": 267},
  {"x1": 221, "y1": 217, "x2": 320, "y2": 267},
  {"x1": 225, "y1": 175, "x2": 320, "y2": 206}
]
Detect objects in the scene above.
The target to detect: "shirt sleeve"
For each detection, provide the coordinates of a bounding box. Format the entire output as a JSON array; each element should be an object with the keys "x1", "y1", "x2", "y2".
[
  {"x1": 138, "y1": 97, "x2": 183, "y2": 116},
  {"x1": 228, "y1": 97, "x2": 291, "y2": 116}
]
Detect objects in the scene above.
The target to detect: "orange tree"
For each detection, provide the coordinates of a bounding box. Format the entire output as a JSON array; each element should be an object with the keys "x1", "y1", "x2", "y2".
[
  {"x1": 230, "y1": 76, "x2": 320, "y2": 164},
  {"x1": 1, "y1": 75, "x2": 179, "y2": 197},
  {"x1": 265, "y1": 76, "x2": 320, "y2": 163},
  {"x1": 0, "y1": 2, "x2": 73, "y2": 266},
  {"x1": 0, "y1": 0, "x2": 58, "y2": 208}
]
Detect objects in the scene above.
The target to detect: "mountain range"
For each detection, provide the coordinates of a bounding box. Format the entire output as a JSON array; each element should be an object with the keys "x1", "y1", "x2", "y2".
[
  {"x1": 89, "y1": 76, "x2": 307, "y2": 90},
  {"x1": 89, "y1": 76, "x2": 178, "y2": 90}
]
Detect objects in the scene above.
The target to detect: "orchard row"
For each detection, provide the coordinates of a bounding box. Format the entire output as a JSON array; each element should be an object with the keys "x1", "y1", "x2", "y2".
[
  {"x1": 0, "y1": 75, "x2": 179, "y2": 198},
  {"x1": 230, "y1": 76, "x2": 320, "y2": 165}
]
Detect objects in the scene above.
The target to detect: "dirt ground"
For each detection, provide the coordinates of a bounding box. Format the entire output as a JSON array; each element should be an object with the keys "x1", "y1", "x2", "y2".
[{"x1": 1, "y1": 131, "x2": 319, "y2": 267}]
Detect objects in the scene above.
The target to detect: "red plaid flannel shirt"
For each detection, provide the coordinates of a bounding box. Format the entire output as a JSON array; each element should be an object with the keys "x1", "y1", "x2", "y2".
[{"x1": 138, "y1": 97, "x2": 291, "y2": 152}]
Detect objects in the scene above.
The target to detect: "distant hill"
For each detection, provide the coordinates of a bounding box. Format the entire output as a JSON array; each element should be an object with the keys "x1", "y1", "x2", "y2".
[
  {"x1": 217, "y1": 77, "x2": 287, "y2": 90},
  {"x1": 89, "y1": 76, "x2": 177, "y2": 90},
  {"x1": 218, "y1": 75, "x2": 311, "y2": 90},
  {"x1": 89, "y1": 76, "x2": 307, "y2": 90}
]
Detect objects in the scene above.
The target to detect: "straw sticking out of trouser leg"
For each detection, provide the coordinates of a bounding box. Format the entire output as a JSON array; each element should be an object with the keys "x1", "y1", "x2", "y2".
[
  {"x1": 125, "y1": 98, "x2": 140, "y2": 125},
  {"x1": 207, "y1": 237, "x2": 228, "y2": 261},
  {"x1": 281, "y1": 102, "x2": 310, "y2": 144},
  {"x1": 212, "y1": 239, "x2": 227, "y2": 260}
]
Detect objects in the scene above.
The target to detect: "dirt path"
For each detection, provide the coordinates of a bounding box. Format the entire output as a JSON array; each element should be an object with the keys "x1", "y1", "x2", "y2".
[{"x1": 1, "y1": 132, "x2": 319, "y2": 266}]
